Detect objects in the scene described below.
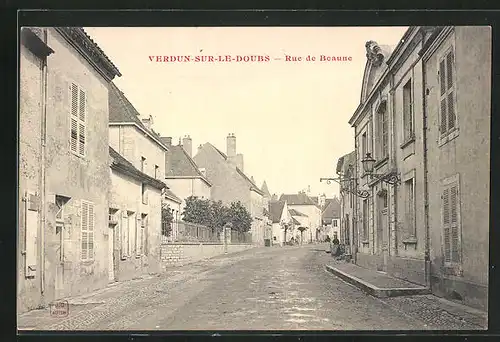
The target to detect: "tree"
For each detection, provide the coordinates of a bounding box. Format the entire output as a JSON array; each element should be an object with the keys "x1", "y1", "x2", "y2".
[
  {"x1": 182, "y1": 196, "x2": 211, "y2": 225},
  {"x1": 161, "y1": 204, "x2": 174, "y2": 236},
  {"x1": 209, "y1": 200, "x2": 230, "y2": 234},
  {"x1": 297, "y1": 226, "x2": 308, "y2": 245},
  {"x1": 227, "y1": 201, "x2": 252, "y2": 233}
]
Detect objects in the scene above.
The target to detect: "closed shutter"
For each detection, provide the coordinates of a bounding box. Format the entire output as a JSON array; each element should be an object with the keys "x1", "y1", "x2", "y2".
[
  {"x1": 88, "y1": 203, "x2": 94, "y2": 260},
  {"x1": 450, "y1": 184, "x2": 460, "y2": 262},
  {"x1": 439, "y1": 49, "x2": 456, "y2": 135},
  {"x1": 81, "y1": 201, "x2": 89, "y2": 260},
  {"x1": 439, "y1": 60, "x2": 448, "y2": 135},
  {"x1": 120, "y1": 211, "x2": 128, "y2": 258},
  {"x1": 70, "y1": 84, "x2": 79, "y2": 153},
  {"x1": 442, "y1": 188, "x2": 451, "y2": 263}
]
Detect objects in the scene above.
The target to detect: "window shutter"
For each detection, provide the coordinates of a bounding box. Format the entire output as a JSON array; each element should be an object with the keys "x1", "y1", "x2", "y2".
[
  {"x1": 439, "y1": 59, "x2": 448, "y2": 134},
  {"x1": 446, "y1": 51, "x2": 454, "y2": 91},
  {"x1": 442, "y1": 188, "x2": 451, "y2": 263},
  {"x1": 450, "y1": 184, "x2": 459, "y2": 263},
  {"x1": 70, "y1": 84, "x2": 79, "y2": 153},
  {"x1": 439, "y1": 60, "x2": 446, "y2": 96},
  {"x1": 78, "y1": 90, "x2": 86, "y2": 156},
  {"x1": 81, "y1": 201, "x2": 89, "y2": 260},
  {"x1": 120, "y1": 213, "x2": 127, "y2": 258},
  {"x1": 88, "y1": 203, "x2": 94, "y2": 260}
]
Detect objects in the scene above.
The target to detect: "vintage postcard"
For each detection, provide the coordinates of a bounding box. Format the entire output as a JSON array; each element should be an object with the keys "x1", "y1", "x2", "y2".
[{"x1": 17, "y1": 26, "x2": 490, "y2": 331}]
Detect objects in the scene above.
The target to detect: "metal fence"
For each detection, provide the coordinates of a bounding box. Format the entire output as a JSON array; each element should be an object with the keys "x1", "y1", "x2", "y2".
[
  {"x1": 230, "y1": 230, "x2": 253, "y2": 244},
  {"x1": 161, "y1": 220, "x2": 220, "y2": 243}
]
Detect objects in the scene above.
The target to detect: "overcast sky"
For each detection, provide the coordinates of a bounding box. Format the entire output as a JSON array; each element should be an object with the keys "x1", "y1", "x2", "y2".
[{"x1": 85, "y1": 26, "x2": 408, "y2": 198}]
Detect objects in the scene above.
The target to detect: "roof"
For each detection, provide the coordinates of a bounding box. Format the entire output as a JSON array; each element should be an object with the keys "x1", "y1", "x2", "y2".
[
  {"x1": 269, "y1": 201, "x2": 285, "y2": 223},
  {"x1": 292, "y1": 217, "x2": 301, "y2": 225},
  {"x1": 109, "y1": 147, "x2": 166, "y2": 190},
  {"x1": 309, "y1": 196, "x2": 318, "y2": 204},
  {"x1": 261, "y1": 181, "x2": 271, "y2": 197},
  {"x1": 202, "y1": 142, "x2": 264, "y2": 195},
  {"x1": 338, "y1": 151, "x2": 356, "y2": 175},
  {"x1": 322, "y1": 198, "x2": 341, "y2": 220},
  {"x1": 164, "y1": 188, "x2": 182, "y2": 204},
  {"x1": 288, "y1": 208, "x2": 307, "y2": 217},
  {"x1": 108, "y1": 82, "x2": 169, "y2": 150},
  {"x1": 165, "y1": 145, "x2": 212, "y2": 186},
  {"x1": 56, "y1": 27, "x2": 121, "y2": 82},
  {"x1": 279, "y1": 193, "x2": 318, "y2": 206}
]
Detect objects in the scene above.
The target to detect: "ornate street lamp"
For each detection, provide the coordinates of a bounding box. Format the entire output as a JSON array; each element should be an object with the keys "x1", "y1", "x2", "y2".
[
  {"x1": 319, "y1": 175, "x2": 370, "y2": 199},
  {"x1": 361, "y1": 152, "x2": 401, "y2": 185}
]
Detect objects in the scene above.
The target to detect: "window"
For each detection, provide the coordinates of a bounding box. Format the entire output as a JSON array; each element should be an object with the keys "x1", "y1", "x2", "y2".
[
  {"x1": 154, "y1": 165, "x2": 159, "y2": 179},
  {"x1": 442, "y1": 175, "x2": 461, "y2": 267},
  {"x1": 141, "y1": 157, "x2": 146, "y2": 173},
  {"x1": 81, "y1": 201, "x2": 94, "y2": 261},
  {"x1": 377, "y1": 103, "x2": 388, "y2": 159},
  {"x1": 333, "y1": 220, "x2": 338, "y2": 227},
  {"x1": 403, "y1": 79, "x2": 414, "y2": 141},
  {"x1": 405, "y1": 178, "x2": 416, "y2": 237},
  {"x1": 55, "y1": 196, "x2": 65, "y2": 223},
  {"x1": 141, "y1": 183, "x2": 148, "y2": 204},
  {"x1": 70, "y1": 83, "x2": 86, "y2": 157},
  {"x1": 345, "y1": 214, "x2": 350, "y2": 245},
  {"x1": 439, "y1": 48, "x2": 457, "y2": 137},
  {"x1": 362, "y1": 199, "x2": 369, "y2": 241}
]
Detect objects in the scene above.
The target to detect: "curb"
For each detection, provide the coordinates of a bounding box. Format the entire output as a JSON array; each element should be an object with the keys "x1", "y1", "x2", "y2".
[{"x1": 325, "y1": 264, "x2": 430, "y2": 298}]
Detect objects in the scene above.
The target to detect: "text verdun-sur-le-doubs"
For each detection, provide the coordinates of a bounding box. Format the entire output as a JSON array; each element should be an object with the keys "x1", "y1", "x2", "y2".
[{"x1": 148, "y1": 55, "x2": 353, "y2": 63}]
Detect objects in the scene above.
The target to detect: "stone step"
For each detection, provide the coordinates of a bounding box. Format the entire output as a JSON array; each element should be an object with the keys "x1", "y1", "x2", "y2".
[{"x1": 325, "y1": 263, "x2": 430, "y2": 298}]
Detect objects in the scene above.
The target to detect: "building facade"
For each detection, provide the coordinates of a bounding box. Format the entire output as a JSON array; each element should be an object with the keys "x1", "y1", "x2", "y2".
[
  {"x1": 346, "y1": 26, "x2": 490, "y2": 311},
  {"x1": 336, "y1": 151, "x2": 357, "y2": 256},
  {"x1": 193, "y1": 135, "x2": 266, "y2": 244},
  {"x1": 279, "y1": 193, "x2": 322, "y2": 243},
  {"x1": 421, "y1": 26, "x2": 491, "y2": 310},
  {"x1": 109, "y1": 148, "x2": 166, "y2": 282},
  {"x1": 18, "y1": 27, "x2": 121, "y2": 313}
]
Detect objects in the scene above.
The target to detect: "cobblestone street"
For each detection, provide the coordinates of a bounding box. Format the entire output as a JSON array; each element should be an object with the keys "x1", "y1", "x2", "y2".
[{"x1": 18, "y1": 244, "x2": 487, "y2": 331}]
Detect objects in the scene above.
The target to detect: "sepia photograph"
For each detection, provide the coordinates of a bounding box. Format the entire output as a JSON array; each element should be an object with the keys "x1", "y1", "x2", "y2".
[{"x1": 17, "y1": 25, "x2": 490, "y2": 331}]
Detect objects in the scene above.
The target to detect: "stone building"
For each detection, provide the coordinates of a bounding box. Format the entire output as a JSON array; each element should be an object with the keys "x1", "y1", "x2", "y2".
[
  {"x1": 421, "y1": 26, "x2": 491, "y2": 310},
  {"x1": 336, "y1": 151, "x2": 357, "y2": 256},
  {"x1": 108, "y1": 82, "x2": 171, "y2": 282},
  {"x1": 346, "y1": 26, "x2": 490, "y2": 311},
  {"x1": 161, "y1": 136, "x2": 212, "y2": 212},
  {"x1": 18, "y1": 27, "x2": 121, "y2": 313},
  {"x1": 193, "y1": 134, "x2": 266, "y2": 245},
  {"x1": 108, "y1": 147, "x2": 166, "y2": 282},
  {"x1": 279, "y1": 192, "x2": 322, "y2": 243}
]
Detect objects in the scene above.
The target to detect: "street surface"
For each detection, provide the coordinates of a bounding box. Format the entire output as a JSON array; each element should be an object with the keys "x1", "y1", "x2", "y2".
[{"x1": 18, "y1": 244, "x2": 487, "y2": 330}]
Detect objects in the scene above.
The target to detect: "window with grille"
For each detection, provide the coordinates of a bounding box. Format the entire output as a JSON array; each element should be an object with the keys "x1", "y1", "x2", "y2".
[
  {"x1": 442, "y1": 175, "x2": 461, "y2": 267},
  {"x1": 81, "y1": 201, "x2": 94, "y2": 261},
  {"x1": 70, "y1": 83, "x2": 86, "y2": 157},
  {"x1": 439, "y1": 48, "x2": 457, "y2": 137},
  {"x1": 403, "y1": 79, "x2": 414, "y2": 141}
]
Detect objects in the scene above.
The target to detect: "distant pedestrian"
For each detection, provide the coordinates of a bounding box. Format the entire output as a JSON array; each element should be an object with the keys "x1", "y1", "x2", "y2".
[
  {"x1": 332, "y1": 236, "x2": 340, "y2": 245},
  {"x1": 325, "y1": 235, "x2": 331, "y2": 243}
]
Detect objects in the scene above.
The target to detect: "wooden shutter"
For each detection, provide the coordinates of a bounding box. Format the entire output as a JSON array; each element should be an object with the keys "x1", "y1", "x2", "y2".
[
  {"x1": 81, "y1": 201, "x2": 89, "y2": 260},
  {"x1": 120, "y1": 211, "x2": 128, "y2": 258},
  {"x1": 450, "y1": 184, "x2": 460, "y2": 262},
  {"x1": 78, "y1": 89, "x2": 86, "y2": 156},
  {"x1": 88, "y1": 203, "x2": 94, "y2": 260},
  {"x1": 70, "y1": 83, "x2": 79, "y2": 153},
  {"x1": 442, "y1": 188, "x2": 451, "y2": 263},
  {"x1": 446, "y1": 51, "x2": 456, "y2": 130},
  {"x1": 439, "y1": 60, "x2": 448, "y2": 135}
]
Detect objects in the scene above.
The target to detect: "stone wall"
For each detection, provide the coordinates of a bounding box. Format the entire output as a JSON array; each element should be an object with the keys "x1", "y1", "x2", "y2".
[{"x1": 160, "y1": 243, "x2": 254, "y2": 268}]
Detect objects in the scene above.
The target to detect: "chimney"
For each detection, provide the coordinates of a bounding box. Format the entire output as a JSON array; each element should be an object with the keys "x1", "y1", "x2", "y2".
[
  {"x1": 160, "y1": 136, "x2": 172, "y2": 148},
  {"x1": 142, "y1": 115, "x2": 153, "y2": 130},
  {"x1": 235, "y1": 154, "x2": 244, "y2": 171},
  {"x1": 198, "y1": 144, "x2": 203, "y2": 154},
  {"x1": 226, "y1": 133, "x2": 236, "y2": 158},
  {"x1": 182, "y1": 135, "x2": 192, "y2": 157}
]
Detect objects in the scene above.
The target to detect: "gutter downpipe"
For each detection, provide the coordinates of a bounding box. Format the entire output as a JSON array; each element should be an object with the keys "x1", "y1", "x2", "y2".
[
  {"x1": 421, "y1": 30, "x2": 432, "y2": 290},
  {"x1": 40, "y1": 28, "x2": 49, "y2": 300}
]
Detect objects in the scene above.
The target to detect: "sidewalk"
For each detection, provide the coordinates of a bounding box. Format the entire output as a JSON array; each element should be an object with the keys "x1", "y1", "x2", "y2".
[
  {"x1": 325, "y1": 261, "x2": 429, "y2": 298},
  {"x1": 324, "y1": 260, "x2": 487, "y2": 329}
]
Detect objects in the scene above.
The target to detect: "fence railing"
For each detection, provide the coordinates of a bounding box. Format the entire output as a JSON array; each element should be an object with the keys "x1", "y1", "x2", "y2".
[
  {"x1": 162, "y1": 220, "x2": 220, "y2": 243},
  {"x1": 230, "y1": 230, "x2": 253, "y2": 244}
]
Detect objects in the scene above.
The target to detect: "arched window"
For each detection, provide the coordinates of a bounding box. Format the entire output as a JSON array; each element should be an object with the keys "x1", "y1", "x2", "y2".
[{"x1": 376, "y1": 100, "x2": 388, "y2": 159}]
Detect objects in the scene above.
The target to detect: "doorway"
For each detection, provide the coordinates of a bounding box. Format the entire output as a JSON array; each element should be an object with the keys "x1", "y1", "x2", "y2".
[{"x1": 377, "y1": 191, "x2": 389, "y2": 272}]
